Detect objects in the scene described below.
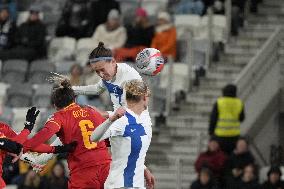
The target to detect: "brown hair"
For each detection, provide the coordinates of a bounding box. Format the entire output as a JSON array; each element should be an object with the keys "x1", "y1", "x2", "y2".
[
  {"x1": 50, "y1": 75, "x2": 75, "y2": 109},
  {"x1": 89, "y1": 42, "x2": 113, "y2": 60},
  {"x1": 125, "y1": 79, "x2": 150, "y2": 102}
]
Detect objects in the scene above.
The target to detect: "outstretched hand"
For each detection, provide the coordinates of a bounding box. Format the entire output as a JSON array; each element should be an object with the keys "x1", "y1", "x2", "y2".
[
  {"x1": 8, "y1": 148, "x2": 23, "y2": 163},
  {"x1": 24, "y1": 107, "x2": 40, "y2": 132}
]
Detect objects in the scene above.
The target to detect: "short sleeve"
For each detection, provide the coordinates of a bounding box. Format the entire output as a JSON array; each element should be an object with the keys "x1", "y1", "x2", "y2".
[
  {"x1": 125, "y1": 64, "x2": 143, "y2": 81},
  {"x1": 109, "y1": 121, "x2": 125, "y2": 137},
  {"x1": 100, "y1": 118, "x2": 125, "y2": 140}
]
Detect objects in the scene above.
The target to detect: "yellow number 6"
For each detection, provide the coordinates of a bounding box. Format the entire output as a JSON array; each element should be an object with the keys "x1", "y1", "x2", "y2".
[{"x1": 79, "y1": 120, "x2": 97, "y2": 149}]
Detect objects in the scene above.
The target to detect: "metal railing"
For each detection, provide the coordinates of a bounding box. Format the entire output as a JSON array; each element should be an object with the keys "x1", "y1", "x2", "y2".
[
  {"x1": 206, "y1": 7, "x2": 214, "y2": 69},
  {"x1": 175, "y1": 132, "x2": 207, "y2": 188},
  {"x1": 234, "y1": 27, "x2": 282, "y2": 101},
  {"x1": 234, "y1": 27, "x2": 283, "y2": 164}
]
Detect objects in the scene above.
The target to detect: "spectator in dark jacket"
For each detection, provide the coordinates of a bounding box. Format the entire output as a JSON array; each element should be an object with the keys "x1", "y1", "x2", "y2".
[
  {"x1": 45, "y1": 162, "x2": 68, "y2": 189},
  {"x1": 0, "y1": 6, "x2": 16, "y2": 50},
  {"x1": 226, "y1": 138, "x2": 255, "y2": 170},
  {"x1": 261, "y1": 166, "x2": 284, "y2": 189},
  {"x1": 114, "y1": 8, "x2": 154, "y2": 62},
  {"x1": 87, "y1": 0, "x2": 120, "y2": 36},
  {"x1": 224, "y1": 137, "x2": 255, "y2": 188},
  {"x1": 209, "y1": 84, "x2": 245, "y2": 154},
  {"x1": 0, "y1": 5, "x2": 46, "y2": 61},
  {"x1": 236, "y1": 164, "x2": 260, "y2": 189},
  {"x1": 56, "y1": 0, "x2": 91, "y2": 39},
  {"x1": 195, "y1": 137, "x2": 227, "y2": 178},
  {"x1": 191, "y1": 167, "x2": 219, "y2": 189}
]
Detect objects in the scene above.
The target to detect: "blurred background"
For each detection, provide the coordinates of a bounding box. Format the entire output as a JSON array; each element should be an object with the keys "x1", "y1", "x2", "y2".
[{"x1": 0, "y1": 0, "x2": 283, "y2": 188}]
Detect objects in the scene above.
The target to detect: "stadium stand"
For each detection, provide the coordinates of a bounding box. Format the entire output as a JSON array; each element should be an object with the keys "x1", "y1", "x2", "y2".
[
  {"x1": 2, "y1": 60, "x2": 29, "y2": 84},
  {"x1": 6, "y1": 83, "x2": 33, "y2": 107},
  {"x1": 32, "y1": 84, "x2": 53, "y2": 108},
  {"x1": 28, "y1": 59, "x2": 56, "y2": 84},
  {"x1": 48, "y1": 37, "x2": 76, "y2": 62}
]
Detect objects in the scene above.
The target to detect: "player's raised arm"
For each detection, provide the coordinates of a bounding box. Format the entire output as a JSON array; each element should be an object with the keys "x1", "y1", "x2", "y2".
[
  {"x1": 90, "y1": 107, "x2": 126, "y2": 142},
  {"x1": 11, "y1": 107, "x2": 40, "y2": 144},
  {"x1": 72, "y1": 79, "x2": 106, "y2": 95}
]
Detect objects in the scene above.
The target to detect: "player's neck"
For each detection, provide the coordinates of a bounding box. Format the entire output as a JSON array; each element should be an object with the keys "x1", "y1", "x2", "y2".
[{"x1": 127, "y1": 102, "x2": 144, "y2": 116}]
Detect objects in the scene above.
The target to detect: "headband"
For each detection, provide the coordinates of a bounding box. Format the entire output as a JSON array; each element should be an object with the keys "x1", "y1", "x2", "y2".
[{"x1": 89, "y1": 57, "x2": 113, "y2": 64}]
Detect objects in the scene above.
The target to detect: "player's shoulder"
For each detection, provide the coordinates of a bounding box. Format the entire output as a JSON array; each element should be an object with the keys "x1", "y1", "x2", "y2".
[
  {"x1": 111, "y1": 115, "x2": 128, "y2": 128},
  {"x1": 118, "y1": 63, "x2": 139, "y2": 74},
  {"x1": 84, "y1": 105, "x2": 104, "y2": 117},
  {"x1": 117, "y1": 63, "x2": 142, "y2": 80},
  {"x1": 0, "y1": 122, "x2": 11, "y2": 133},
  {"x1": 47, "y1": 110, "x2": 64, "y2": 122}
]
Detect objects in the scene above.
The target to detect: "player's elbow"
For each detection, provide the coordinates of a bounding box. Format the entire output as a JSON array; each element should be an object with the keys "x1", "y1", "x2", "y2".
[{"x1": 90, "y1": 132, "x2": 101, "y2": 143}]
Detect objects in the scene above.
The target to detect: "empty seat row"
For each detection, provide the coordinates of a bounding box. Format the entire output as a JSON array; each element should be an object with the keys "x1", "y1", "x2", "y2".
[
  {"x1": 5, "y1": 83, "x2": 53, "y2": 108},
  {"x1": 175, "y1": 14, "x2": 227, "y2": 42},
  {"x1": 48, "y1": 37, "x2": 96, "y2": 66},
  {"x1": 1, "y1": 59, "x2": 56, "y2": 84}
]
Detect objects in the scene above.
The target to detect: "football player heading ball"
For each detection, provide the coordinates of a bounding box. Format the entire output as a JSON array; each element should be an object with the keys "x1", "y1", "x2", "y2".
[{"x1": 26, "y1": 42, "x2": 156, "y2": 188}]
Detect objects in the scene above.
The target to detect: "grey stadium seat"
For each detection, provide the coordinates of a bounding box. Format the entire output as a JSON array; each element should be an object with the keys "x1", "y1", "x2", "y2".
[
  {"x1": 2, "y1": 59, "x2": 28, "y2": 84},
  {"x1": 32, "y1": 84, "x2": 53, "y2": 108},
  {"x1": 29, "y1": 59, "x2": 56, "y2": 84},
  {"x1": 6, "y1": 83, "x2": 33, "y2": 107},
  {"x1": 36, "y1": 108, "x2": 55, "y2": 131},
  {"x1": 0, "y1": 106, "x2": 14, "y2": 125},
  {"x1": 55, "y1": 60, "x2": 76, "y2": 74}
]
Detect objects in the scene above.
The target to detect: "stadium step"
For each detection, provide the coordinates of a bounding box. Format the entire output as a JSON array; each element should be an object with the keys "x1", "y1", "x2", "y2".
[
  {"x1": 148, "y1": 0, "x2": 284, "y2": 187},
  {"x1": 219, "y1": 54, "x2": 252, "y2": 64},
  {"x1": 262, "y1": 0, "x2": 284, "y2": 6},
  {"x1": 258, "y1": 5, "x2": 284, "y2": 15}
]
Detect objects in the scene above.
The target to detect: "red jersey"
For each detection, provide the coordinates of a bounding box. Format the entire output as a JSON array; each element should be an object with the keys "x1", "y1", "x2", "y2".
[
  {"x1": 24, "y1": 103, "x2": 111, "y2": 173},
  {"x1": 0, "y1": 122, "x2": 30, "y2": 189}
]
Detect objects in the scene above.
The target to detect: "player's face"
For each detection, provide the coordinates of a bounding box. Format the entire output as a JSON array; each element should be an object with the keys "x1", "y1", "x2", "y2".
[{"x1": 91, "y1": 60, "x2": 116, "y2": 81}]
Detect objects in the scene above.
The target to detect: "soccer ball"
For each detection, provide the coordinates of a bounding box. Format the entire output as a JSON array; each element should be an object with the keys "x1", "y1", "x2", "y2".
[{"x1": 135, "y1": 48, "x2": 164, "y2": 76}]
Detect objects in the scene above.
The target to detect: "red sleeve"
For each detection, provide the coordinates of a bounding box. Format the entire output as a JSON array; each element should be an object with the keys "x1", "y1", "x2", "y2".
[
  {"x1": 0, "y1": 122, "x2": 30, "y2": 144},
  {"x1": 0, "y1": 123, "x2": 17, "y2": 138},
  {"x1": 24, "y1": 114, "x2": 61, "y2": 152},
  {"x1": 11, "y1": 129, "x2": 30, "y2": 144},
  {"x1": 29, "y1": 144, "x2": 55, "y2": 153},
  {"x1": 89, "y1": 107, "x2": 106, "y2": 126}
]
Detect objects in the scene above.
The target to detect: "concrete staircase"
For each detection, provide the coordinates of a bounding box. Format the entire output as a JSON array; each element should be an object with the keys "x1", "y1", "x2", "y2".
[{"x1": 147, "y1": 0, "x2": 284, "y2": 188}]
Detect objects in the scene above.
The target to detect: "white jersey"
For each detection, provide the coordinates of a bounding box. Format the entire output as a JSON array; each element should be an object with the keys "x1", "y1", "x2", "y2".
[
  {"x1": 73, "y1": 63, "x2": 142, "y2": 110},
  {"x1": 101, "y1": 109, "x2": 152, "y2": 189}
]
